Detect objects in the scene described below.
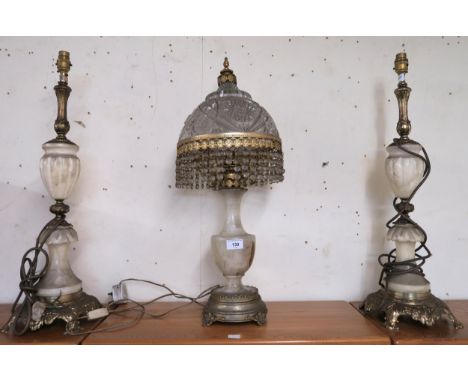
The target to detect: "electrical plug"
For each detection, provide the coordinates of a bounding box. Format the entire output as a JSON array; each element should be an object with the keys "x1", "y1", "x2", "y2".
[
  {"x1": 111, "y1": 283, "x2": 128, "y2": 304},
  {"x1": 86, "y1": 307, "x2": 109, "y2": 321}
]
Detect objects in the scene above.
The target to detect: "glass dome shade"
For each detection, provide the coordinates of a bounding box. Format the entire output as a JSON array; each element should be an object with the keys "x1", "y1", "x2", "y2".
[{"x1": 176, "y1": 58, "x2": 285, "y2": 190}]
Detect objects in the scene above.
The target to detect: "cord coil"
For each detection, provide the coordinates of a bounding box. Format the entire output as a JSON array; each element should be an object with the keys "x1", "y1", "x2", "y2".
[
  {"x1": 378, "y1": 138, "x2": 432, "y2": 288},
  {"x1": 1, "y1": 217, "x2": 66, "y2": 336},
  {"x1": 65, "y1": 279, "x2": 220, "y2": 336}
]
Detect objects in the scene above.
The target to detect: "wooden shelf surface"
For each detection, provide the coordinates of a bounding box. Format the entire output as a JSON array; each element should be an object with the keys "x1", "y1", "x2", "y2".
[
  {"x1": 82, "y1": 300, "x2": 390, "y2": 345},
  {"x1": 351, "y1": 300, "x2": 468, "y2": 344},
  {"x1": 0, "y1": 304, "x2": 102, "y2": 345},
  {"x1": 7, "y1": 299, "x2": 468, "y2": 345}
]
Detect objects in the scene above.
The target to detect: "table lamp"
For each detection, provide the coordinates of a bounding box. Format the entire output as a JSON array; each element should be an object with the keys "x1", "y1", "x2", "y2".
[
  {"x1": 362, "y1": 52, "x2": 462, "y2": 330},
  {"x1": 175, "y1": 58, "x2": 285, "y2": 326},
  {"x1": 3, "y1": 51, "x2": 100, "y2": 335}
]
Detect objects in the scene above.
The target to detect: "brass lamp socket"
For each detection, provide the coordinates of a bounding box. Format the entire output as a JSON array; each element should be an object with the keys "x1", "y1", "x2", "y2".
[
  {"x1": 57, "y1": 51, "x2": 71, "y2": 73},
  {"x1": 394, "y1": 52, "x2": 408, "y2": 76}
]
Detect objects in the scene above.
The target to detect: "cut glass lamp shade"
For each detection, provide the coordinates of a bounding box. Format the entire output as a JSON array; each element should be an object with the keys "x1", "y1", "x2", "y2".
[{"x1": 176, "y1": 58, "x2": 284, "y2": 190}]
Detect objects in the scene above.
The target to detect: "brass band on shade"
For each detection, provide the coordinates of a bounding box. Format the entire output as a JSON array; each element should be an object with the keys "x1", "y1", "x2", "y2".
[{"x1": 176, "y1": 132, "x2": 282, "y2": 155}]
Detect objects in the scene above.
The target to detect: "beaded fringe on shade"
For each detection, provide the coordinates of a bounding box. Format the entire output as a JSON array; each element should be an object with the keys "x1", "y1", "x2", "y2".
[{"x1": 176, "y1": 134, "x2": 284, "y2": 189}]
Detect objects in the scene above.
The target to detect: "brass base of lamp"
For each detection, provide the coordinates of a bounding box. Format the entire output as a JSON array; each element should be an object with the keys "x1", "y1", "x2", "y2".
[
  {"x1": 202, "y1": 286, "x2": 267, "y2": 326},
  {"x1": 361, "y1": 288, "x2": 463, "y2": 331},
  {"x1": 29, "y1": 291, "x2": 101, "y2": 333}
]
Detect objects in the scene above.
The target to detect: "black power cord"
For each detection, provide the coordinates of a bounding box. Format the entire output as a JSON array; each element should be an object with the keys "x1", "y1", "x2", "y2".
[
  {"x1": 1, "y1": 217, "x2": 65, "y2": 336},
  {"x1": 378, "y1": 139, "x2": 432, "y2": 288},
  {"x1": 1, "y1": 222, "x2": 220, "y2": 337}
]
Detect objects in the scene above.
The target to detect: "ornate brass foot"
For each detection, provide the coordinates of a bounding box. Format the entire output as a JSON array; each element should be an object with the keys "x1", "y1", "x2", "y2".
[
  {"x1": 202, "y1": 286, "x2": 267, "y2": 326},
  {"x1": 2, "y1": 292, "x2": 101, "y2": 336},
  {"x1": 30, "y1": 292, "x2": 101, "y2": 333},
  {"x1": 362, "y1": 289, "x2": 463, "y2": 330}
]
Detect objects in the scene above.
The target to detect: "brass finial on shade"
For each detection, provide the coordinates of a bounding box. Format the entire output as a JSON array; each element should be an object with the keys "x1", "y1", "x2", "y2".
[
  {"x1": 394, "y1": 52, "x2": 408, "y2": 76},
  {"x1": 217, "y1": 56, "x2": 237, "y2": 86}
]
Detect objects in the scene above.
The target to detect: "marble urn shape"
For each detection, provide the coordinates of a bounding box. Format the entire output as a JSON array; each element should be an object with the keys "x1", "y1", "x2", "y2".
[
  {"x1": 385, "y1": 142, "x2": 424, "y2": 199},
  {"x1": 40, "y1": 142, "x2": 80, "y2": 201}
]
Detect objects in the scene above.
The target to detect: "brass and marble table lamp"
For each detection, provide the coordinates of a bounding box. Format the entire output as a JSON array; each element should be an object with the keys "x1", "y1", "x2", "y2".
[
  {"x1": 3, "y1": 51, "x2": 100, "y2": 335},
  {"x1": 362, "y1": 52, "x2": 462, "y2": 330},
  {"x1": 175, "y1": 58, "x2": 285, "y2": 326}
]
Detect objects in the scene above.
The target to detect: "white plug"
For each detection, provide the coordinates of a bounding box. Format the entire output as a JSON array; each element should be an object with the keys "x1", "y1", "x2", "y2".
[
  {"x1": 111, "y1": 283, "x2": 128, "y2": 304},
  {"x1": 87, "y1": 307, "x2": 109, "y2": 321}
]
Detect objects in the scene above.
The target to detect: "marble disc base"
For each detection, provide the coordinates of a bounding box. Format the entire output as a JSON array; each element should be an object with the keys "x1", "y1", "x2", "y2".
[{"x1": 202, "y1": 285, "x2": 267, "y2": 326}]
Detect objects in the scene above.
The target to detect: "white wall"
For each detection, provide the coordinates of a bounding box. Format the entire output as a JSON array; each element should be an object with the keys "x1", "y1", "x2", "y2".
[{"x1": 0, "y1": 36, "x2": 467, "y2": 303}]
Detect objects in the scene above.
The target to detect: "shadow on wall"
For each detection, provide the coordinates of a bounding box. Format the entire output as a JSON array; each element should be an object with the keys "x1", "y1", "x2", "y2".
[{"x1": 361, "y1": 81, "x2": 394, "y2": 298}]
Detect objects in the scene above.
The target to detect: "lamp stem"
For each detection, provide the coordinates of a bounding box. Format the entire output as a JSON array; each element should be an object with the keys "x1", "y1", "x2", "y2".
[
  {"x1": 220, "y1": 189, "x2": 247, "y2": 292},
  {"x1": 212, "y1": 189, "x2": 255, "y2": 293},
  {"x1": 394, "y1": 52, "x2": 412, "y2": 140},
  {"x1": 53, "y1": 51, "x2": 72, "y2": 142},
  {"x1": 221, "y1": 188, "x2": 246, "y2": 235}
]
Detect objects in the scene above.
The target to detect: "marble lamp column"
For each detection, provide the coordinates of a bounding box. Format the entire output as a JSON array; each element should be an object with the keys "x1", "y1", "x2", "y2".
[
  {"x1": 362, "y1": 52, "x2": 462, "y2": 330},
  {"x1": 36, "y1": 140, "x2": 82, "y2": 302}
]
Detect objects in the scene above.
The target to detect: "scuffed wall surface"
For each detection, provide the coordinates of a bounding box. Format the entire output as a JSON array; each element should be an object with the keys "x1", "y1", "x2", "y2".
[{"x1": 0, "y1": 36, "x2": 467, "y2": 303}]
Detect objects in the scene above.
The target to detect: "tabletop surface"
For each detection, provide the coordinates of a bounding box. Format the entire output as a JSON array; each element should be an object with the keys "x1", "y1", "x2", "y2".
[
  {"x1": 5, "y1": 300, "x2": 468, "y2": 345},
  {"x1": 0, "y1": 304, "x2": 102, "y2": 345},
  {"x1": 82, "y1": 300, "x2": 390, "y2": 345},
  {"x1": 351, "y1": 300, "x2": 468, "y2": 344}
]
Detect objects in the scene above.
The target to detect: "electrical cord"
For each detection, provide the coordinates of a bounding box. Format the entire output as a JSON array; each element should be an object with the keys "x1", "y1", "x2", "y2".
[
  {"x1": 378, "y1": 139, "x2": 432, "y2": 288},
  {"x1": 64, "y1": 280, "x2": 220, "y2": 336},
  {"x1": 1, "y1": 216, "x2": 65, "y2": 336},
  {"x1": 1, "y1": 226, "x2": 220, "y2": 338}
]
